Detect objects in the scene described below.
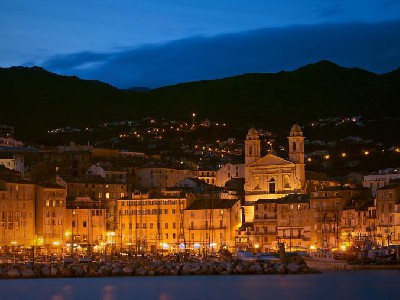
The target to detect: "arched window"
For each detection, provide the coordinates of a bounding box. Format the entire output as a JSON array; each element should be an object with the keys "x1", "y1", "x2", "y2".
[
  {"x1": 292, "y1": 142, "x2": 297, "y2": 151},
  {"x1": 249, "y1": 146, "x2": 253, "y2": 155}
]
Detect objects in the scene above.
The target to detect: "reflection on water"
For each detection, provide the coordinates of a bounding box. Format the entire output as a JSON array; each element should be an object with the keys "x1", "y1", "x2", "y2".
[
  {"x1": 1, "y1": 270, "x2": 400, "y2": 300},
  {"x1": 102, "y1": 285, "x2": 116, "y2": 300}
]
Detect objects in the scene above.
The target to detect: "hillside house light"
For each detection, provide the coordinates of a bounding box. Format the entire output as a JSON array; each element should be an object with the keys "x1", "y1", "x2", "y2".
[
  {"x1": 341, "y1": 153, "x2": 347, "y2": 158},
  {"x1": 192, "y1": 113, "x2": 196, "y2": 126},
  {"x1": 364, "y1": 150, "x2": 369, "y2": 155},
  {"x1": 324, "y1": 155, "x2": 330, "y2": 160}
]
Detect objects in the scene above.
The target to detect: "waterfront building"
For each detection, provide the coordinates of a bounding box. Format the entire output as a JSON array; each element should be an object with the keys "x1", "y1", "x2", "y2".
[
  {"x1": 376, "y1": 183, "x2": 400, "y2": 246},
  {"x1": 35, "y1": 183, "x2": 66, "y2": 254},
  {"x1": 310, "y1": 186, "x2": 372, "y2": 250},
  {"x1": 184, "y1": 198, "x2": 242, "y2": 252},
  {"x1": 57, "y1": 175, "x2": 127, "y2": 231},
  {"x1": 65, "y1": 197, "x2": 107, "y2": 254},
  {"x1": 115, "y1": 190, "x2": 187, "y2": 253},
  {"x1": 0, "y1": 178, "x2": 35, "y2": 251},
  {"x1": 252, "y1": 194, "x2": 311, "y2": 252}
]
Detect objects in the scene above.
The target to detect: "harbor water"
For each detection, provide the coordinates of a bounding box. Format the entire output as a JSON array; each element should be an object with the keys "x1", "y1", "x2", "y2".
[{"x1": 1, "y1": 270, "x2": 399, "y2": 300}]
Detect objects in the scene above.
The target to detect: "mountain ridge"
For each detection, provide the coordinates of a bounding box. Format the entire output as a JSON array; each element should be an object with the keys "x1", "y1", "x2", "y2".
[{"x1": 0, "y1": 61, "x2": 399, "y2": 142}]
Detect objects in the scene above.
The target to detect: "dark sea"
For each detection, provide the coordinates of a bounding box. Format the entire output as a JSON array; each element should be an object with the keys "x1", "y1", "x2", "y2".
[{"x1": 1, "y1": 270, "x2": 399, "y2": 300}]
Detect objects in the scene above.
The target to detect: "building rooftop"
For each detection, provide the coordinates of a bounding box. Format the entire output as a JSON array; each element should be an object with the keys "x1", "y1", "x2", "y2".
[
  {"x1": 255, "y1": 194, "x2": 310, "y2": 204},
  {"x1": 186, "y1": 198, "x2": 239, "y2": 210}
]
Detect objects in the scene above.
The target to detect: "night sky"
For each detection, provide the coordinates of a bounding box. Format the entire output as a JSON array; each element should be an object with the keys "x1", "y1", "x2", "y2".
[{"x1": 1, "y1": 0, "x2": 400, "y2": 88}]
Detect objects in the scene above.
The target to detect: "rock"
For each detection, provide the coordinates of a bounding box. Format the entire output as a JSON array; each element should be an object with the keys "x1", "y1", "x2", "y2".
[
  {"x1": 135, "y1": 267, "x2": 147, "y2": 276},
  {"x1": 21, "y1": 269, "x2": 35, "y2": 278},
  {"x1": 169, "y1": 269, "x2": 179, "y2": 276},
  {"x1": 236, "y1": 263, "x2": 249, "y2": 273},
  {"x1": 98, "y1": 268, "x2": 110, "y2": 276},
  {"x1": 51, "y1": 267, "x2": 59, "y2": 276},
  {"x1": 287, "y1": 263, "x2": 300, "y2": 273},
  {"x1": 249, "y1": 263, "x2": 263, "y2": 274},
  {"x1": 7, "y1": 268, "x2": 20, "y2": 277},
  {"x1": 264, "y1": 267, "x2": 276, "y2": 274},
  {"x1": 41, "y1": 265, "x2": 51, "y2": 276},
  {"x1": 122, "y1": 267, "x2": 133, "y2": 275},
  {"x1": 62, "y1": 267, "x2": 73, "y2": 277},
  {"x1": 219, "y1": 270, "x2": 231, "y2": 275},
  {"x1": 111, "y1": 267, "x2": 123, "y2": 276},
  {"x1": 100, "y1": 264, "x2": 112, "y2": 273},
  {"x1": 274, "y1": 263, "x2": 287, "y2": 274},
  {"x1": 71, "y1": 264, "x2": 85, "y2": 276}
]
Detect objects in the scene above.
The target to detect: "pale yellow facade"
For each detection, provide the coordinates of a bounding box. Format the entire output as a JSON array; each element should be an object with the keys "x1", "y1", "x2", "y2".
[
  {"x1": 115, "y1": 191, "x2": 187, "y2": 253},
  {"x1": 184, "y1": 199, "x2": 242, "y2": 252},
  {"x1": 65, "y1": 197, "x2": 107, "y2": 254},
  {"x1": 0, "y1": 179, "x2": 35, "y2": 249},
  {"x1": 252, "y1": 195, "x2": 311, "y2": 252},
  {"x1": 35, "y1": 184, "x2": 66, "y2": 253},
  {"x1": 244, "y1": 125, "x2": 306, "y2": 221}
]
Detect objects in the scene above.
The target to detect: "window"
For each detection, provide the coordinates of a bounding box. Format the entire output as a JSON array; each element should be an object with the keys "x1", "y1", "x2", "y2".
[
  {"x1": 292, "y1": 142, "x2": 297, "y2": 151},
  {"x1": 172, "y1": 209, "x2": 176, "y2": 214},
  {"x1": 83, "y1": 221, "x2": 87, "y2": 227},
  {"x1": 249, "y1": 146, "x2": 253, "y2": 155},
  {"x1": 283, "y1": 175, "x2": 290, "y2": 188},
  {"x1": 165, "y1": 222, "x2": 168, "y2": 229},
  {"x1": 269, "y1": 178, "x2": 276, "y2": 193}
]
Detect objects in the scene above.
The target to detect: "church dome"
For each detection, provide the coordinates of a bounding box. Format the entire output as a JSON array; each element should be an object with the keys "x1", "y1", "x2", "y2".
[
  {"x1": 246, "y1": 127, "x2": 259, "y2": 140},
  {"x1": 290, "y1": 124, "x2": 302, "y2": 136},
  {"x1": 247, "y1": 127, "x2": 258, "y2": 136}
]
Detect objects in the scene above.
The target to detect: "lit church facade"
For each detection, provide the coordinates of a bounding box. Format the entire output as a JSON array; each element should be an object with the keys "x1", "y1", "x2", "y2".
[{"x1": 243, "y1": 125, "x2": 306, "y2": 221}]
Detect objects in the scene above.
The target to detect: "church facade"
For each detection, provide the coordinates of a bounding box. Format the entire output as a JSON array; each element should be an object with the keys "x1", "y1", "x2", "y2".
[{"x1": 244, "y1": 124, "x2": 306, "y2": 202}]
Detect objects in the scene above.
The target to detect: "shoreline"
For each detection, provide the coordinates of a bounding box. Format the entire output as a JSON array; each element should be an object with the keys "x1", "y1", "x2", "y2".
[{"x1": 0, "y1": 259, "x2": 317, "y2": 279}]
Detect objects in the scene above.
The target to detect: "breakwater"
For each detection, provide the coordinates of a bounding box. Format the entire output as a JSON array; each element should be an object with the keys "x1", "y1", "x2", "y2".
[{"x1": 0, "y1": 258, "x2": 316, "y2": 279}]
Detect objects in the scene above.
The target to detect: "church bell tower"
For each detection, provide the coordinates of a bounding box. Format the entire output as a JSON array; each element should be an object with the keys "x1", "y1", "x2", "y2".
[{"x1": 245, "y1": 127, "x2": 261, "y2": 166}]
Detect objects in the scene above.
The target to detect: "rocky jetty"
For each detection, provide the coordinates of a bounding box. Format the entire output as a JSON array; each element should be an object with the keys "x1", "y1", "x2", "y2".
[{"x1": 0, "y1": 257, "x2": 317, "y2": 279}]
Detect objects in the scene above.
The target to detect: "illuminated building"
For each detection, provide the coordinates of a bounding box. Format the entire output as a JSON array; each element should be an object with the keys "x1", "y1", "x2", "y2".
[
  {"x1": 115, "y1": 190, "x2": 187, "y2": 253},
  {"x1": 35, "y1": 183, "x2": 66, "y2": 254},
  {"x1": 57, "y1": 175, "x2": 127, "y2": 231},
  {"x1": 184, "y1": 198, "x2": 242, "y2": 252},
  {"x1": 253, "y1": 194, "x2": 311, "y2": 252},
  {"x1": 65, "y1": 197, "x2": 107, "y2": 254},
  {"x1": 137, "y1": 166, "x2": 195, "y2": 188},
  {"x1": 376, "y1": 183, "x2": 400, "y2": 246},
  {"x1": 310, "y1": 186, "x2": 372, "y2": 250},
  {"x1": 0, "y1": 178, "x2": 35, "y2": 251},
  {"x1": 243, "y1": 125, "x2": 306, "y2": 221},
  {"x1": 0, "y1": 153, "x2": 24, "y2": 174},
  {"x1": 216, "y1": 163, "x2": 245, "y2": 187}
]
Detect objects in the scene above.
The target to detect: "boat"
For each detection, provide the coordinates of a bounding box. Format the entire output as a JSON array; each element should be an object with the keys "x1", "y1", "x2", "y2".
[{"x1": 304, "y1": 251, "x2": 349, "y2": 270}]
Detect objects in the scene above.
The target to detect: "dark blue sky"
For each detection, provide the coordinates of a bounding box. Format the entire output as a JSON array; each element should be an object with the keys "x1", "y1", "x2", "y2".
[{"x1": 1, "y1": 1, "x2": 400, "y2": 88}]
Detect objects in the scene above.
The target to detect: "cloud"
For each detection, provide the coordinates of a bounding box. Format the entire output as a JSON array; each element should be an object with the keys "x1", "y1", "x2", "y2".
[{"x1": 40, "y1": 21, "x2": 400, "y2": 88}]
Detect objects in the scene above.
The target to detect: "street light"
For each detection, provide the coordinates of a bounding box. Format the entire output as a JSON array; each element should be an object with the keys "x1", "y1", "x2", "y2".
[{"x1": 192, "y1": 113, "x2": 196, "y2": 127}]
